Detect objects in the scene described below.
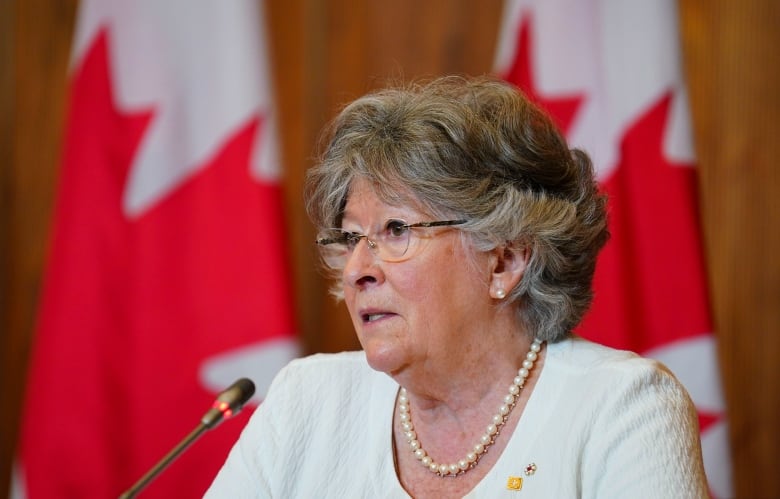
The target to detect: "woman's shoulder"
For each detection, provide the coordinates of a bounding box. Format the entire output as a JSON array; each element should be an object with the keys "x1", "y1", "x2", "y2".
[
  {"x1": 538, "y1": 336, "x2": 699, "y2": 450},
  {"x1": 550, "y1": 335, "x2": 664, "y2": 368},
  {"x1": 545, "y1": 335, "x2": 687, "y2": 395},
  {"x1": 533, "y1": 338, "x2": 707, "y2": 498}
]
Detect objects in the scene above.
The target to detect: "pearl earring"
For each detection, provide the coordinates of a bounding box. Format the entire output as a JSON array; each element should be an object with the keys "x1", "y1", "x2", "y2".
[{"x1": 495, "y1": 288, "x2": 506, "y2": 299}]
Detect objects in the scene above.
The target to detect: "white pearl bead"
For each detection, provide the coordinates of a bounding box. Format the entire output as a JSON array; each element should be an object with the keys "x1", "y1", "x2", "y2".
[
  {"x1": 504, "y1": 393, "x2": 515, "y2": 405},
  {"x1": 474, "y1": 443, "x2": 485, "y2": 454},
  {"x1": 410, "y1": 439, "x2": 420, "y2": 451},
  {"x1": 458, "y1": 459, "x2": 469, "y2": 470},
  {"x1": 531, "y1": 342, "x2": 541, "y2": 352},
  {"x1": 492, "y1": 414, "x2": 503, "y2": 425},
  {"x1": 513, "y1": 375, "x2": 523, "y2": 385},
  {"x1": 499, "y1": 404, "x2": 510, "y2": 415},
  {"x1": 401, "y1": 421, "x2": 412, "y2": 432},
  {"x1": 522, "y1": 359, "x2": 533, "y2": 369},
  {"x1": 405, "y1": 430, "x2": 416, "y2": 441},
  {"x1": 487, "y1": 423, "x2": 498, "y2": 435},
  {"x1": 467, "y1": 452, "x2": 477, "y2": 462},
  {"x1": 509, "y1": 384, "x2": 520, "y2": 395},
  {"x1": 414, "y1": 448, "x2": 426, "y2": 460},
  {"x1": 519, "y1": 367, "x2": 529, "y2": 378},
  {"x1": 429, "y1": 462, "x2": 439, "y2": 472},
  {"x1": 399, "y1": 402, "x2": 409, "y2": 413},
  {"x1": 480, "y1": 434, "x2": 492, "y2": 445},
  {"x1": 438, "y1": 464, "x2": 449, "y2": 475},
  {"x1": 449, "y1": 464, "x2": 460, "y2": 475},
  {"x1": 399, "y1": 412, "x2": 410, "y2": 422},
  {"x1": 422, "y1": 456, "x2": 432, "y2": 466},
  {"x1": 527, "y1": 351, "x2": 537, "y2": 361}
]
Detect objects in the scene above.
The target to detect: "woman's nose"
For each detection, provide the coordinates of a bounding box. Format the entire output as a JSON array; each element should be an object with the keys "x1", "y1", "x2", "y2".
[{"x1": 343, "y1": 237, "x2": 384, "y2": 289}]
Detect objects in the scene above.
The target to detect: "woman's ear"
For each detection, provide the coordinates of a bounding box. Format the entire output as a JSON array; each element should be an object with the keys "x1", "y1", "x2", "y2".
[{"x1": 488, "y1": 244, "x2": 530, "y2": 300}]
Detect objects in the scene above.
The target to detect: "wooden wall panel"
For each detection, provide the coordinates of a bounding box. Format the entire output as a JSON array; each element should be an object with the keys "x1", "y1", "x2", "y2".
[
  {"x1": 1, "y1": 1, "x2": 778, "y2": 498},
  {"x1": 0, "y1": 1, "x2": 77, "y2": 496},
  {"x1": 680, "y1": 1, "x2": 780, "y2": 497}
]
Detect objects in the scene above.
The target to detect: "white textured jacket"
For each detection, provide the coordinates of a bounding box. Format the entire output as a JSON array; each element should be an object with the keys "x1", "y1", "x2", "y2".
[{"x1": 206, "y1": 336, "x2": 708, "y2": 498}]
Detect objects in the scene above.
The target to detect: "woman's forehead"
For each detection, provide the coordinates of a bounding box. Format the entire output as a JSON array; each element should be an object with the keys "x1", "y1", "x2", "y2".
[
  {"x1": 347, "y1": 177, "x2": 419, "y2": 207},
  {"x1": 342, "y1": 180, "x2": 424, "y2": 222}
]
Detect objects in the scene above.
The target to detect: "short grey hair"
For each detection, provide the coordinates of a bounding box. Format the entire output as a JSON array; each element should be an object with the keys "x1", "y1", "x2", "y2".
[{"x1": 305, "y1": 75, "x2": 609, "y2": 342}]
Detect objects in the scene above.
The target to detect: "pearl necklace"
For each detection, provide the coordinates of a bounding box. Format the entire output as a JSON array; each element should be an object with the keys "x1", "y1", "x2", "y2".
[{"x1": 397, "y1": 338, "x2": 543, "y2": 477}]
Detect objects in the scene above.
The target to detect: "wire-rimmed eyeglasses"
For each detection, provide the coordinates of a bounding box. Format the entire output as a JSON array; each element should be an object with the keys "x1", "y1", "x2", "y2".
[{"x1": 315, "y1": 219, "x2": 467, "y2": 269}]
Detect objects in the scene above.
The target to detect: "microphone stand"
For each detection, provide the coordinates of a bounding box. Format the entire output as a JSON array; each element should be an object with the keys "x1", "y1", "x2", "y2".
[
  {"x1": 118, "y1": 378, "x2": 255, "y2": 498},
  {"x1": 119, "y1": 423, "x2": 209, "y2": 499}
]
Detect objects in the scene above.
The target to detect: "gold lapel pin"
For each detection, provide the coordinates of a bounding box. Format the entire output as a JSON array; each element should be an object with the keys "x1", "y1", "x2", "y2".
[{"x1": 506, "y1": 476, "x2": 523, "y2": 491}]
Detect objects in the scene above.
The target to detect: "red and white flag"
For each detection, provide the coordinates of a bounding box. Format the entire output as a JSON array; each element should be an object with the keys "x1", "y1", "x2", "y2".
[
  {"x1": 14, "y1": 1, "x2": 298, "y2": 497},
  {"x1": 495, "y1": 1, "x2": 731, "y2": 496}
]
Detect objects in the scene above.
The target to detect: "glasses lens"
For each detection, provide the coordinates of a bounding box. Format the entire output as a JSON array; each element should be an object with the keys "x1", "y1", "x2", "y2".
[
  {"x1": 377, "y1": 220, "x2": 412, "y2": 261},
  {"x1": 316, "y1": 229, "x2": 353, "y2": 268}
]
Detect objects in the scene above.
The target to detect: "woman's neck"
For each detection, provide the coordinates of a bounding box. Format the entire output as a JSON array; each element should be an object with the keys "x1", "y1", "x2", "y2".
[{"x1": 394, "y1": 323, "x2": 535, "y2": 411}]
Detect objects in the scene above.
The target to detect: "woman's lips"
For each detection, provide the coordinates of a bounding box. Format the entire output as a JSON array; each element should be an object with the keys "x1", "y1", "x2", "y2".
[{"x1": 360, "y1": 310, "x2": 396, "y2": 323}]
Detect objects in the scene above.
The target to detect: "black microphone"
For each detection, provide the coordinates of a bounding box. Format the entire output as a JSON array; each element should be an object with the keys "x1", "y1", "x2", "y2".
[{"x1": 119, "y1": 378, "x2": 255, "y2": 498}]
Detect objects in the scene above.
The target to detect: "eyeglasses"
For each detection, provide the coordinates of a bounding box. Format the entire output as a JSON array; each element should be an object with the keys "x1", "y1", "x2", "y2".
[{"x1": 315, "y1": 219, "x2": 467, "y2": 269}]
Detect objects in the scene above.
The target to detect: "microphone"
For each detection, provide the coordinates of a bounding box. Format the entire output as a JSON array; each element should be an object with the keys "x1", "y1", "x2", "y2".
[{"x1": 119, "y1": 378, "x2": 255, "y2": 498}]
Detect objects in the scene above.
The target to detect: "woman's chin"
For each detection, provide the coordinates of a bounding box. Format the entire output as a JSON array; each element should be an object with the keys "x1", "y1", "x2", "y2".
[{"x1": 362, "y1": 343, "x2": 406, "y2": 375}]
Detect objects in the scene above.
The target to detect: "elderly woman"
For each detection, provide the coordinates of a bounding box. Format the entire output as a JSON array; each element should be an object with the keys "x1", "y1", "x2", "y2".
[{"x1": 206, "y1": 75, "x2": 708, "y2": 498}]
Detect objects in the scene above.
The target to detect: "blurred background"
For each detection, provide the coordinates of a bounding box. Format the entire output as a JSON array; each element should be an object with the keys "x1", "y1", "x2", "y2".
[{"x1": 1, "y1": 0, "x2": 778, "y2": 497}]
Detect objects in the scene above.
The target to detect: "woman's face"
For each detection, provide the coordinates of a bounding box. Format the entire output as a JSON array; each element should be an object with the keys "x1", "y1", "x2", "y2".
[{"x1": 340, "y1": 178, "x2": 494, "y2": 380}]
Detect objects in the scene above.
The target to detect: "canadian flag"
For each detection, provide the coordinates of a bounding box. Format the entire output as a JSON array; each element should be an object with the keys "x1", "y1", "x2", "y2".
[
  {"x1": 14, "y1": 1, "x2": 298, "y2": 498},
  {"x1": 494, "y1": 1, "x2": 732, "y2": 497}
]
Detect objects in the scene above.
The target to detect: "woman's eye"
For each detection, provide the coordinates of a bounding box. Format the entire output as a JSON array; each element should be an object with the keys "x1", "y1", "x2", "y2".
[{"x1": 385, "y1": 220, "x2": 409, "y2": 238}]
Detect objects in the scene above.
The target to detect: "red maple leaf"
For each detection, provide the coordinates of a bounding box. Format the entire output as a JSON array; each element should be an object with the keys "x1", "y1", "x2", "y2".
[
  {"x1": 501, "y1": 12, "x2": 583, "y2": 134},
  {"x1": 21, "y1": 29, "x2": 295, "y2": 498},
  {"x1": 577, "y1": 93, "x2": 712, "y2": 354}
]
